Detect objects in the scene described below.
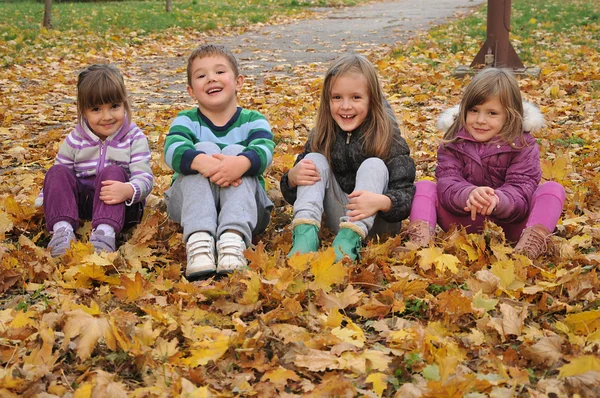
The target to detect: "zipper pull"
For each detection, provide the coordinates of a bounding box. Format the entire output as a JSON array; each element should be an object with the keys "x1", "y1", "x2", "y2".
[{"x1": 346, "y1": 132, "x2": 352, "y2": 144}]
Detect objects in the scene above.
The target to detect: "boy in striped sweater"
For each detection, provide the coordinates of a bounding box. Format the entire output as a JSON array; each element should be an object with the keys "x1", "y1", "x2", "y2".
[
  {"x1": 39, "y1": 64, "x2": 154, "y2": 256},
  {"x1": 164, "y1": 44, "x2": 275, "y2": 279}
]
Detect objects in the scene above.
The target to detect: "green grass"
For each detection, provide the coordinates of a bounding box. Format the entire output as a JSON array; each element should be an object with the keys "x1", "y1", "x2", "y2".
[
  {"x1": 0, "y1": 0, "x2": 361, "y2": 65},
  {"x1": 429, "y1": 0, "x2": 600, "y2": 64}
]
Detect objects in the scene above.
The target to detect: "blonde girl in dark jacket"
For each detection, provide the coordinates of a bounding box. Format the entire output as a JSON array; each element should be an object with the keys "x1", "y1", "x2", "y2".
[
  {"x1": 405, "y1": 68, "x2": 565, "y2": 259},
  {"x1": 280, "y1": 54, "x2": 416, "y2": 262}
]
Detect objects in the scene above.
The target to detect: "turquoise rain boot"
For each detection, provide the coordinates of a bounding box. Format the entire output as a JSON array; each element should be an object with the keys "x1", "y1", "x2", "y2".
[
  {"x1": 332, "y1": 224, "x2": 364, "y2": 262},
  {"x1": 288, "y1": 221, "x2": 320, "y2": 257}
]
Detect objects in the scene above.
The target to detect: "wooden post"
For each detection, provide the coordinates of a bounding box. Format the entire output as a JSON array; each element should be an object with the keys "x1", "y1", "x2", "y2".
[
  {"x1": 43, "y1": 0, "x2": 52, "y2": 29},
  {"x1": 470, "y1": 0, "x2": 523, "y2": 68}
]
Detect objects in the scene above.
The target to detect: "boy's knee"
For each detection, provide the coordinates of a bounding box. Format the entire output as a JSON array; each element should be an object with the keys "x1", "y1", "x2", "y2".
[
  {"x1": 195, "y1": 141, "x2": 221, "y2": 154},
  {"x1": 221, "y1": 144, "x2": 245, "y2": 156}
]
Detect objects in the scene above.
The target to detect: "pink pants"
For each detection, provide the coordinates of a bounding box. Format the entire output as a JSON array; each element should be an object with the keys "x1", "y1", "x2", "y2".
[{"x1": 409, "y1": 180, "x2": 566, "y2": 242}]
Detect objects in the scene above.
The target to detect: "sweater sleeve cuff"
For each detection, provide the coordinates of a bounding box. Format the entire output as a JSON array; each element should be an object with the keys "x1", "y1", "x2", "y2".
[
  {"x1": 493, "y1": 190, "x2": 512, "y2": 218},
  {"x1": 125, "y1": 182, "x2": 139, "y2": 206},
  {"x1": 456, "y1": 187, "x2": 475, "y2": 212},
  {"x1": 240, "y1": 151, "x2": 261, "y2": 176},
  {"x1": 180, "y1": 149, "x2": 203, "y2": 175}
]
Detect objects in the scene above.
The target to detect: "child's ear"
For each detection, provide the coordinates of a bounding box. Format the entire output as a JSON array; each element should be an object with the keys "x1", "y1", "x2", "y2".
[
  {"x1": 187, "y1": 85, "x2": 196, "y2": 100},
  {"x1": 235, "y1": 75, "x2": 245, "y2": 92}
]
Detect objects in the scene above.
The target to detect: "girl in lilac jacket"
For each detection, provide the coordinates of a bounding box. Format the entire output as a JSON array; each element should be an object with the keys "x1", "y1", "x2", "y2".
[
  {"x1": 39, "y1": 64, "x2": 154, "y2": 257},
  {"x1": 405, "y1": 68, "x2": 565, "y2": 259}
]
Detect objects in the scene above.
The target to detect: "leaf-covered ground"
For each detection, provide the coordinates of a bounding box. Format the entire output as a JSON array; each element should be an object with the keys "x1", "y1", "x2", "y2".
[{"x1": 1, "y1": 0, "x2": 599, "y2": 396}]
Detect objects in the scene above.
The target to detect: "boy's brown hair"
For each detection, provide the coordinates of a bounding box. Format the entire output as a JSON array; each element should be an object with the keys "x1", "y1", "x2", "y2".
[
  {"x1": 77, "y1": 64, "x2": 131, "y2": 125},
  {"x1": 186, "y1": 44, "x2": 240, "y2": 86}
]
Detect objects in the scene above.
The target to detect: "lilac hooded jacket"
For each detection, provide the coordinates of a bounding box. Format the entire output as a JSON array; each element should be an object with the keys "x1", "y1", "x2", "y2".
[{"x1": 435, "y1": 102, "x2": 545, "y2": 223}]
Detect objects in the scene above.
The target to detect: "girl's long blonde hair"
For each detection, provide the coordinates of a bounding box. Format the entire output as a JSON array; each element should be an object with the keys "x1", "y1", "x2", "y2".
[
  {"x1": 444, "y1": 68, "x2": 524, "y2": 144},
  {"x1": 311, "y1": 54, "x2": 395, "y2": 160},
  {"x1": 77, "y1": 64, "x2": 131, "y2": 126}
]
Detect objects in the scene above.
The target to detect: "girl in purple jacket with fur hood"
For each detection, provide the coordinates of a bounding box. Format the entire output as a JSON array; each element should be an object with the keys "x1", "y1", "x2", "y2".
[{"x1": 405, "y1": 68, "x2": 565, "y2": 259}]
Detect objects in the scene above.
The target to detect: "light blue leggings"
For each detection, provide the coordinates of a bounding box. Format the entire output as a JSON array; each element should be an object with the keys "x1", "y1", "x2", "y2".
[{"x1": 293, "y1": 152, "x2": 400, "y2": 238}]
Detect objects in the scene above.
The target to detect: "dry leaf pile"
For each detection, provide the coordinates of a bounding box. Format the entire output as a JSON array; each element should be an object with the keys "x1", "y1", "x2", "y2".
[{"x1": 0, "y1": 0, "x2": 599, "y2": 396}]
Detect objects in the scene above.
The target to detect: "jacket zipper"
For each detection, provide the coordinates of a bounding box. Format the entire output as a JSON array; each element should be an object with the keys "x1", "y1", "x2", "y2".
[
  {"x1": 345, "y1": 132, "x2": 352, "y2": 164},
  {"x1": 97, "y1": 140, "x2": 107, "y2": 174}
]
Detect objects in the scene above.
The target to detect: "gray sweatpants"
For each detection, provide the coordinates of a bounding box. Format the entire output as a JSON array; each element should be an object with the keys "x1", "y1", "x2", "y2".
[
  {"x1": 293, "y1": 152, "x2": 400, "y2": 237},
  {"x1": 165, "y1": 142, "x2": 273, "y2": 245}
]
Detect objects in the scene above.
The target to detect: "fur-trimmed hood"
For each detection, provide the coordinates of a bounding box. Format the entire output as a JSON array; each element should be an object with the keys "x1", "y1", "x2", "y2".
[{"x1": 436, "y1": 101, "x2": 545, "y2": 133}]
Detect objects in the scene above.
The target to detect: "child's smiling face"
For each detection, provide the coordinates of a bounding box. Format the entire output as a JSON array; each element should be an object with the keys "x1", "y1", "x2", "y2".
[
  {"x1": 329, "y1": 72, "x2": 370, "y2": 132},
  {"x1": 187, "y1": 55, "x2": 244, "y2": 116},
  {"x1": 465, "y1": 96, "x2": 507, "y2": 142},
  {"x1": 84, "y1": 102, "x2": 126, "y2": 140}
]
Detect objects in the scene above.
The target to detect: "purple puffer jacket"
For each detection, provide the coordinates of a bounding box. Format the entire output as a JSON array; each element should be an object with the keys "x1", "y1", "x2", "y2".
[{"x1": 435, "y1": 102, "x2": 544, "y2": 223}]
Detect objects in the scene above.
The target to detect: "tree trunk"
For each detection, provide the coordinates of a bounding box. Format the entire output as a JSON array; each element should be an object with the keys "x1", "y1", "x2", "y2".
[
  {"x1": 43, "y1": 0, "x2": 52, "y2": 28},
  {"x1": 166, "y1": 0, "x2": 172, "y2": 13}
]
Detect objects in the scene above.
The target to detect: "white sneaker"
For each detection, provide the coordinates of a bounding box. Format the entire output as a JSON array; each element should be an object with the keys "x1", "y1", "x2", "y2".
[
  {"x1": 216, "y1": 232, "x2": 247, "y2": 274},
  {"x1": 185, "y1": 232, "x2": 216, "y2": 280}
]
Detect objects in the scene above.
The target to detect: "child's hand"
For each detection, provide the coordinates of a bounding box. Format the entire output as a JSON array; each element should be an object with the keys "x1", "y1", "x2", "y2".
[
  {"x1": 288, "y1": 159, "x2": 321, "y2": 188},
  {"x1": 205, "y1": 154, "x2": 249, "y2": 187},
  {"x1": 99, "y1": 180, "x2": 134, "y2": 205},
  {"x1": 464, "y1": 186, "x2": 499, "y2": 220},
  {"x1": 346, "y1": 191, "x2": 391, "y2": 221},
  {"x1": 191, "y1": 153, "x2": 222, "y2": 175}
]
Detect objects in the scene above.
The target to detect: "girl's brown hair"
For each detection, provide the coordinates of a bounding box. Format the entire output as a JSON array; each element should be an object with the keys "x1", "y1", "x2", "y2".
[
  {"x1": 444, "y1": 68, "x2": 524, "y2": 144},
  {"x1": 77, "y1": 64, "x2": 131, "y2": 125},
  {"x1": 311, "y1": 54, "x2": 396, "y2": 160}
]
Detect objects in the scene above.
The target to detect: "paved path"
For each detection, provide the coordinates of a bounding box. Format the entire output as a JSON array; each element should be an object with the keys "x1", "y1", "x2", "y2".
[
  {"x1": 214, "y1": 0, "x2": 484, "y2": 78},
  {"x1": 132, "y1": 0, "x2": 484, "y2": 105}
]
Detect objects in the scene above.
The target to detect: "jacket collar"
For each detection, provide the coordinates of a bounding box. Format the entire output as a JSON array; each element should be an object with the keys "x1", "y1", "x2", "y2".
[
  {"x1": 437, "y1": 101, "x2": 545, "y2": 134},
  {"x1": 77, "y1": 114, "x2": 132, "y2": 143}
]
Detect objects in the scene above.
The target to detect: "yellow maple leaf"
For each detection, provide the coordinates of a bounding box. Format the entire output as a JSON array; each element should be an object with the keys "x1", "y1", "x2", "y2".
[
  {"x1": 366, "y1": 372, "x2": 388, "y2": 397},
  {"x1": 239, "y1": 272, "x2": 260, "y2": 305},
  {"x1": 0, "y1": 210, "x2": 13, "y2": 239},
  {"x1": 260, "y1": 366, "x2": 300, "y2": 387},
  {"x1": 434, "y1": 253, "x2": 460, "y2": 274},
  {"x1": 491, "y1": 259, "x2": 516, "y2": 290},
  {"x1": 113, "y1": 272, "x2": 151, "y2": 302},
  {"x1": 564, "y1": 310, "x2": 600, "y2": 335},
  {"x1": 287, "y1": 251, "x2": 312, "y2": 272},
  {"x1": 363, "y1": 350, "x2": 392, "y2": 372},
  {"x1": 63, "y1": 310, "x2": 117, "y2": 360},
  {"x1": 182, "y1": 334, "x2": 229, "y2": 367},
  {"x1": 326, "y1": 309, "x2": 344, "y2": 328},
  {"x1": 540, "y1": 156, "x2": 569, "y2": 182},
  {"x1": 558, "y1": 355, "x2": 600, "y2": 377},
  {"x1": 310, "y1": 248, "x2": 346, "y2": 292},
  {"x1": 9, "y1": 310, "x2": 36, "y2": 328},
  {"x1": 73, "y1": 383, "x2": 93, "y2": 398},
  {"x1": 472, "y1": 290, "x2": 498, "y2": 312},
  {"x1": 152, "y1": 337, "x2": 179, "y2": 361},
  {"x1": 417, "y1": 247, "x2": 443, "y2": 271},
  {"x1": 331, "y1": 319, "x2": 365, "y2": 348}
]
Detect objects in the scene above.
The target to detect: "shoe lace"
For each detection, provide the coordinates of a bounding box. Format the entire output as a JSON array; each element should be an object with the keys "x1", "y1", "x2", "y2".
[
  {"x1": 519, "y1": 228, "x2": 547, "y2": 257},
  {"x1": 407, "y1": 223, "x2": 430, "y2": 246}
]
